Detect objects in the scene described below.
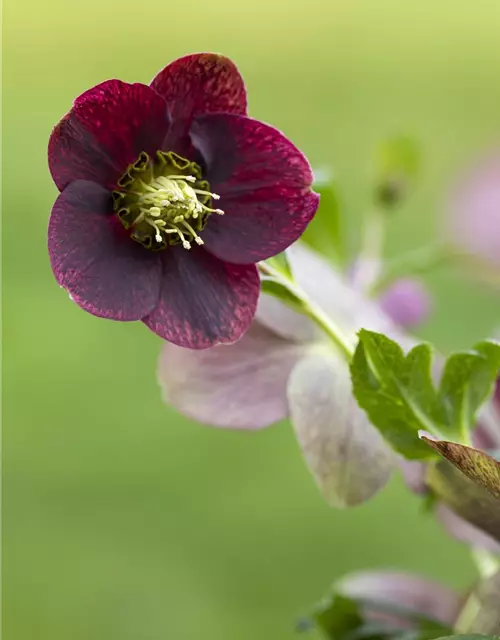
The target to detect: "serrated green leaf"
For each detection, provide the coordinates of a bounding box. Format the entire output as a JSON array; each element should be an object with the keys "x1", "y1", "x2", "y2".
[
  {"x1": 302, "y1": 172, "x2": 344, "y2": 264},
  {"x1": 350, "y1": 331, "x2": 438, "y2": 459},
  {"x1": 351, "y1": 332, "x2": 500, "y2": 459},
  {"x1": 404, "y1": 344, "x2": 445, "y2": 424},
  {"x1": 438, "y1": 341, "x2": 500, "y2": 440}
]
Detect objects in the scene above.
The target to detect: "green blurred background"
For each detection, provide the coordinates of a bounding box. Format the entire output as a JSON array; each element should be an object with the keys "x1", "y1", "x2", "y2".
[{"x1": 3, "y1": 1, "x2": 500, "y2": 638}]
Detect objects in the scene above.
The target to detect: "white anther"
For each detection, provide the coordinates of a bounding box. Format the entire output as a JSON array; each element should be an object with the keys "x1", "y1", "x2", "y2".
[
  {"x1": 182, "y1": 240, "x2": 191, "y2": 250},
  {"x1": 194, "y1": 237, "x2": 204, "y2": 245},
  {"x1": 211, "y1": 193, "x2": 220, "y2": 200},
  {"x1": 215, "y1": 209, "x2": 225, "y2": 215}
]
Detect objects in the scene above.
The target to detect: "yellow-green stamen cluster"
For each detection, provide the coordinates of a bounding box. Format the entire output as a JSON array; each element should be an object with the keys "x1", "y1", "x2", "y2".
[{"x1": 113, "y1": 151, "x2": 224, "y2": 251}]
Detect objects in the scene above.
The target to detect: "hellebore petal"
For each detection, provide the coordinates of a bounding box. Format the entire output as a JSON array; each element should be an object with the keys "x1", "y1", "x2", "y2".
[
  {"x1": 287, "y1": 352, "x2": 394, "y2": 507},
  {"x1": 256, "y1": 292, "x2": 317, "y2": 343},
  {"x1": 436, "y1": 503, "x2": 500, "y2": 554},
  {"x1": 49, "y1": 81, "x2": 170, "y2": 191},
  {"x1": 48, "y1": 181, "x2": 162, "y2": 320},
  {"x1": 190, "y1": 114, "x2": 318, "y2": 264},
  {"x1": 143, "y1": 247, "x2": 259, "y2": 349},
  {"x1": 446, "y1": 151, "x2": 500, "y2": 270},
  {"x1": 158, "y1": 323, "x2": 312, "y2": 429},
  {"x1": 151, "y1": 53, "x2": 247, "y2": 143},
  {"x1": 339, "y1": 571, "x2": 462, "y2": 627},
  {"x1": 378, "y1": 278, "x2": 432, "y2": 328}
]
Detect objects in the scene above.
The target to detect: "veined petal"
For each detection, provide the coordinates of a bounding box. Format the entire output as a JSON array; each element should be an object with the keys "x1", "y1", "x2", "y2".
[
  {"x1": 151, "y1": 53, "x2": 246, "y2": 122},
  {"x1": 143, "y1": 247, "x2": 259, "y2": 349},
  {"x1": 158, "y1": 323, "x2": 311, "y2": 429},
  {"x1": 287, "y1": 352, "x2": 395, "y2": 507},
  {"x1": 48, "y1": 181, "x2": 162, "y2": 320},
  {"x1": 152, "y1": 53, "x2": 246, "y2": 158},
  {"x1": 191, "y1": 114, "x2": 318, "y2": 264},
  {"x1": 49, "y1": 81, "x2": 169, "y2": 191}
]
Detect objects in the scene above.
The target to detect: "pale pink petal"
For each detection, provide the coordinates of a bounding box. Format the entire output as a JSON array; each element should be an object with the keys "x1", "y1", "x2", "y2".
[
  {"x1": 436, "y1": 502, "x2": 500, "y2": 554},
  {"x1": 157, "y1": 323, "x2": 311, "y2": 429},
  {"x1": 339, "y1": 571, "x2": 462, "y2": 626},
  {"x1": 398, "y1": 458, "x2": 428, "y2": 494},
  {"x1": 287, "y1": 352, "x2": 394, "y2": 507}
]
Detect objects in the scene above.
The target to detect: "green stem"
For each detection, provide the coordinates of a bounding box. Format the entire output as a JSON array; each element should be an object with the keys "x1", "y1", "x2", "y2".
[{"x1": 258, "y1": 263, "x2": 355, "y2": 361}]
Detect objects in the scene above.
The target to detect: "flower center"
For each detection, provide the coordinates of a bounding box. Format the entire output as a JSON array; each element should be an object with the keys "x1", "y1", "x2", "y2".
[{"x1": 112, "y1": 151, "x2": 224, "y2": 251}]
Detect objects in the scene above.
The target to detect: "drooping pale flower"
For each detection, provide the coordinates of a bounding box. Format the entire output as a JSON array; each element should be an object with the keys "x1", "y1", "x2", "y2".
[
  {"x1": 158, "y1": 243, "x2": 407, "y2": 506},
  {"x1": 48, "y1": 53, "x2": 319, "y2": 348}
]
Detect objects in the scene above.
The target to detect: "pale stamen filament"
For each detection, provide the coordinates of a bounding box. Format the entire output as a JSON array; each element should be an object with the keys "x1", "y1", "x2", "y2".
[
  {"x1": 194, "y1": 189, "x2": 220, "y2": 200},
  {"x1": 181, "y1": 220, "x2": 204, "y2": 245},
  {"x1": 165, "y1": 224, "x2": 191, "y2": 249},
  {"x1": 199, "y1": 202, "x2": 225, "y2": 215},
  {"x1": 164, "y1": 174, "x2": 197, "y2": 183},
  {"x1": 146, "y1": 218, "x2": 166, "y2": 243}
]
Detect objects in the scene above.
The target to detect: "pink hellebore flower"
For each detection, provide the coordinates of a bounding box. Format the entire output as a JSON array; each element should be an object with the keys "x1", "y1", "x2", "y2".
[{"x1": 158, "y1": 243, "x2": 410, "y2": 507}]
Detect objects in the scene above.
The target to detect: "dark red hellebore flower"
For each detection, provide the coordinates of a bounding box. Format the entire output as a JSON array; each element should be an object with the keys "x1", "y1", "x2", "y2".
[{"x1": 48, "y1": 53, "x2": 319, "y2": 348}]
